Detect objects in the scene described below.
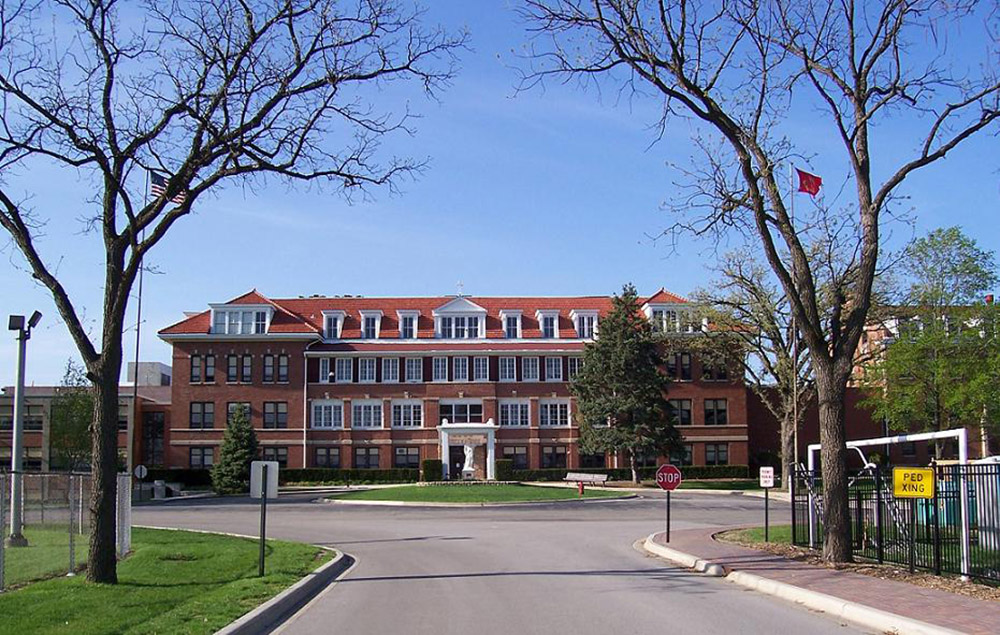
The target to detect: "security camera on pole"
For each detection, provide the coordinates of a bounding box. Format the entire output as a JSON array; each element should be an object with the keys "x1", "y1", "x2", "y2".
[{"x1": 7, "y1": 310, "x2": 42, "y2": 548}]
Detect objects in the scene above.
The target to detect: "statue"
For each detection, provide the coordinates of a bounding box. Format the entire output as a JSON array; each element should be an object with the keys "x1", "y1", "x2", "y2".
[{"x1": 463, "y1": 444, "x2": 475, "y2": 473}]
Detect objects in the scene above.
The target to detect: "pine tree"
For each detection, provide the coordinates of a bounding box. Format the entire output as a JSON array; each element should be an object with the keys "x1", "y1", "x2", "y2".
[
  {"x1": 571, "y1": 283, "x2": 682, "y2": 483},
  {"x1": 211, "y1": 405, "x2": 259, "y2": 495}
]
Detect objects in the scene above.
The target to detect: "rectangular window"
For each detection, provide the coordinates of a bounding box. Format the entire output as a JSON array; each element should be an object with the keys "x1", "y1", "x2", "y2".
[
  {"x1": 335, "y1": 358, "x2": 353, "y2": 383},
  {"x1": 440, "y1": 316, "x2": 453, "y2": 338},
  {"x1": 704, "y1": 399, "x2": 728, "y2": 426},
  {"x1": 453, "y1": 357, "x2": 469, "y2": 382},
  {"x1": 263, "y1": 355, "x2": 275, "y2": 382},
  {"x1": 505, "y1": 316, "x2": 519, "y2": 339},
  {"x1": 382, "y1": 357, "x2": 399, "y2": 383},
  {"x1": 503, "y1": 446, "x2": 528, "y2": 469},
  {"x1": 316, "y1": 447, "x2": 340, "y2": 468},
  {"x1": 454, "y1": 316, "x2": 466, "y2": 338},
  {"x1": 539, "y1": 401, "x2": 570, "y2": 427},
  {"x1": 213, "y1": 311, "x2": 226, "y2": 334},
  {"x1": 241, "y1": 354, "x2": 252, "y2": 383},
  {"x1": 394, "y1": 447, "x2": 420, "y2": 468},
  {"x1": 261, "y1": 446, "x2": 288, "y2": 468},
  {"x1": 320, "y1": 358, "x2": 331, "y2": 383},
  {"x1": 433, "y1": 357, "x2": 448, "y2": 382},
  {"x1": 352, "y1": 401, "x2": 383, "y2": 428},
  {"x1": 189, "y1": 447, "x2": 214, "y2": 469},
  {"x1": 392, "y1": 402, "x2": 423, "y2": 428},
  {"x1": 902, "y1": 441, "x2": 917, "y2": 458},
  {"x1": 439, "y1": 402, "x2": 483, "y2": 424},
  {"x1": 667, "y1": 399, "x2": 692, "y2": 425},
  {"x1": 324, "y1": 315, "x2": 340, "y2": 339},
  {"x1": 241, "y1": 311, "x2": 253, "y2": 335},
  {"x1": 405, "y1": 357, "x2": 423, "y2": 383},
  {"x1": 401, "y1": 315, "x2": 416, "y2": 339},
  {"x1": 702, "y1": 361, "x2": 729, "y2": 381},
  {"x1": 205, "y1": 354, "x2": 215, "y2": 382},
  {"x1": 544, "y1": 357, "x2": 563, "y2": 381},
  {"x1": 671, "y1": 444, "x2": 693, "y2": 467},
  {"x1": 227, "y1": 402, "x2": 251, "y2": 425},
  {"x1": 542, "y1": 446, "x2": 567, "y2": 468},
  {"x1": 567, "y1": 357, "x2": 582, "y2": 380},
  {"x1": 705, "y1": 443, "x2": 729, "y2": 466},
  {"x1": 189, "y1": 402, "x2": 215, "y2": 429},
  {"x1": 263, "y1": 402, "x2": 288, "y2": 429},
  {"x1": 522, "y1": 357, "x2": 539, "y2": 381},
  {"x1": 359, "y1": 358, "x2": 376, "y2": 383},
  {"x1": 227, "y1": 355, "x2": 238, "y2": 382},
  {"x1": 190, "y1": 355, "x2": 202, "y2": 383},
  {"x1": 580, "y1": 453, "x2": 605, "y2": 468},
  {"x1": 499, "y1": 357, "x2": 516, "y2": 382},
  {"x1": 467, "y1": 316, "x2": 480, "y2": 338},
  {"x1": 577, "y1": 315, "x2": 595, "y2": 338},
  {"x1": 666, "y1": 353, "x2": 692, "y2": 381},
  {"x1": 363, "y1": 316, "x2": 378, "y2": 339},
  {"x1": 311, "y1": 400, "x2": 344, "y2": 429},
  {"x1": 255, "y1": 311, "x2": 267, "y2": 334},
  {"x1": 499, "y1": 401, "x2": 529, "y2": 427},
  {"x1": 542, "y1": 315, "x2": 556, "y2": 338},
  {"x1": 473, "y1": 356, "x2": 489, "y2": 381},
  {"x1": 354, "y1": 447, "x2": 380, "y2": 469},
  {"x1": 278, "y1": 354, "x2": 289, "y2": 382}
]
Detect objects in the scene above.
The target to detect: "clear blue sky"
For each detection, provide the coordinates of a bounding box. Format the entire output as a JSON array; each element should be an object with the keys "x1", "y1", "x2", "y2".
[{"x1": 1, "y1": 1, "x2": 998, "y2": 387}]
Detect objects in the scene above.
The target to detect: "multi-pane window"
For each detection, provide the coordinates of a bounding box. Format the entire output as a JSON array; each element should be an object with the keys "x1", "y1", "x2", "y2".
[
  {"x1": 567, "y1": 357, "x2": 583, "y2": 380},
  {"x1": 503, "y1": 446, "x2": 528, "y2": 469},
  {"x1": 263, "y1": 355, "x2": 275, "y2": 382},
  {"x1": 522, "y1": 357, "x2": 540, "y2": 381},
  {"x1": 702, "y1": 361, "x2": 729, "y2": 382},
  {"x1": 671, "y1": 444, "x2": 694, "y2": 467},
  {"x1": 354, "y1": 447, "x2": 379, "y2": 469},
  {"x1": 382, "y1": 357, "x2": 399, "y2": 383},
  {"x1": 189, "y1": 447, "x2": 214, "y2": 468},
  {"x1": 405, "y1": 358, "x2": 423, "y2": 383},
  {"x1": 505, "y1": 315, "x2": 519, "y2": 339},
  {"x1": 541, "y1": 315, "x2": 557, "y2": 338},
  {"x1": 319, "y1": 358, "x2": 331, "y2": 383},
  {"x1": 263, "y1": 402, "x2": 288, "y2": 429},
  {"x1": 706, "y1": 443, "x2": 729, "y2": 466},
  {"x1": 363, "y1": 316, "x2": 378, "y2": 339},
  {"x1": 316, "y1": 447, "x2": 340, "y2": 468},
  {"x1": 324, "y1": 315, "x2": 340, "y2": 339},
  {"x1": 359, "y1": 358, "x2": 376, "y2": 383},
  {"x1": 473, "y1": 357, "x2": 489, "y2": 381},
  {"x1": 439, "y1": 402, "x2": 483, "y2": 424},
  {"x1": 539, "y1": 401, "x2": 570, "y2": 427},
  {"x1": 440, "y1": 316, "x2": 480, "y2": 338},
  {"x1": 400, "y1": 315, "x2": 416, "y2": 339},
  {"x1": 278, "y1": 354, "x2": 289, "y2": 382},
  {"x1": 394, "y1": 447, "x2": 420, "y2": 468},
  {"x1": 542, "y1": 446, "x2": 567, "y2": 468},
  {"x1": 351, "y1": 401, "x2": 383, "y2": 428},
  {"x1": 433, "y1": 357, "x2": 448, "y2": 382},
  {"x1": 544, "y1": 357, "x2": 563, "y2": 381},
  {"x1": 652, "y1": 309, "x2": 678, "y2": 332},
  {"x1": 392, "y1": 402, "x2": 423, "y2": 428},
  {"x1": 499, "y1": 401, "x2": 529, "y2": 427},
  {"x1": 499, "y1": 357, "x2": 516, "y2": 382},
  {"x1": 190, "y1": 402, "x2": 215, "y2": 429},
  {"x1": 261, "y1": 446, "x2": 288, "y2": 468},
  {"x1": 335, "y1": 358, "x2": 352, "y2": 383},
  {"x1": 204, "y1": 354, "x2": 215, "y2": 382},
  {"x1": 576, "y1": 315, "x2": 596, "y2": 338},
  {"x1": 190, "y1": 355, "x2": 202, "y2": 383},
  {"x1": 241, "y1": 355, "x2": 252, "y2": 383},
  {"x1": 440, "y1": 316, "x2": 453, "y2": 338},
  {"x1": 667, "y1": 399, "x2": 692, "y2": 425},
  {"x1": 466, "y1": 316, "x2": 480, "y2": 338},
  {"x1": 311, "y1": 400, "x2": 343, "y2": 429},
  {"x1": 666, "y1": 352, "x2": 692, "y2": 381},
  {"x1": 453, "y1": 357, "x2": 469, "y2": 381},
  {"x1": 227, "y1": 402, "x2": 251, "y2": 425},
  {"x1": 704, "y1": 399, "x2": 728, "y2": 425},
  {"x1": 227, "y1": 355, "x2": 238, "y2": 382},
  {"x1": 213, "y1": 309, "x2": 268, "y2": 334}
]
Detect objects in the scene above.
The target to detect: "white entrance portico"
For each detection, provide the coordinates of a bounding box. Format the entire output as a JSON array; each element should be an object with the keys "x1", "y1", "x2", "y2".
[{"x1": 438, "y1": 419, "x2": 498, "y2": 480}]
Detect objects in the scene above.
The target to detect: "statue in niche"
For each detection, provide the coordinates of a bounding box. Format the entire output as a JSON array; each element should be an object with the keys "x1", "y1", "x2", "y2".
[{"x1": 463, "y1": 444, "x2": 475, "y2": 473}]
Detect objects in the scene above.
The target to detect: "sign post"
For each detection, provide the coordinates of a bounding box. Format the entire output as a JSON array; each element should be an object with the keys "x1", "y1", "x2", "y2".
[
  {"x1": 759, "y1": 467, "x2": 775, "y2": 542},
  {"x1": 892, "y1": 467, "x2": 934, "y2": 574},
  {"x1": 133, "y1": 464, "x2": 148, "y2": 503},
  {"x1": 250, "y1": 461, "x2": 280, "y2": 577},
  {"x1": 655, "y1": 464, "x2": 682, "y2": 543}
]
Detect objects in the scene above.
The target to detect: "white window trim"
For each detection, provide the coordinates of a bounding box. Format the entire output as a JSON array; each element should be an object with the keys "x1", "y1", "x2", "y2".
[
  {"x1": 351, "y1": 399, "x2": 384, "y2": 429},
  {"x1": 334, "y1": 357, "x2": 353, "y2": 383},
  {"x1": 359, "y1": 310, "x2": 384, "y2": 339},
  {"x1": 473, "y1": 356, "x2": 489, "y2": 382},
  {"x1": 567, "y1": 356, "x2": 583, "y2": 380},
  {"x1": 499, "y1": 356, "x2": 517, "y2": 382},
  {"x1": 498, "y1": 398, "x2": 530, "y2": 427},
  {"x1": 539, "y1": 399, "x2": 572, "y2": 427},
  {"x1": 522, "y1": 356, "x2": 540, "y2": 382},
  {"x1": 535, "y1": 309, "x2": 561, "y2": 339},
  {"x1": 396, "y1": 310, "x2": 420, "y2": 340},
  {"x1": 453, "y1": 356, "x2": 469, "y2": 382},
  {"x1": 391, "y1": 399, "x2": 424, "y2": 428},
  {"x1": 382, "y1": 357, "x2": 399, "y2": 383},
  {"x1": 311, "y1": 399, "x2": 344, "y2": 429},
  {"x1": 434, "y1": 314, "x2": 486, "y2": 339},
  {"x1": 432, "y1": 356, "x2": 448, "y2": 382},
  {"x1": 499, "y1": 309, "x2": 522, "y2": 339},
  {"x1": 405, "y1": 357, "x2": 423, "y2": 383},
  {"x1": 569, "y1": 309, "x2": 599, "y2": 339},
  {"x1": 544, "y1": 356, "x2": 563, "y2": 382},
  {"x1": 319, "y1": 357, "x2": 332, "y2": 384},
  {"x1": 321, "y1": 310, "x2": 346, "y2": 340},
  {"x1": 209, "y1": 304, "x2": 274, "y2": 335},
  {"x1": 358, "y1": 357, "x2": 377, "y2": 383}
]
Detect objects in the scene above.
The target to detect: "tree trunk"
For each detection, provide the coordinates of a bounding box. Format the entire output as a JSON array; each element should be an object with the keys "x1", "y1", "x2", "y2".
[
  {"x1": 629, "y1": 452, "x2": 639, "y2": 484},
  {"x1": 814, "y1": 364, "x2": 853, "y2": 563},
  {"x1": 87, "y1": 350, "x2": 123, "y2": 583},
  {"x1": 780, "y1": 410, "x2": 796, "y2": 493}
]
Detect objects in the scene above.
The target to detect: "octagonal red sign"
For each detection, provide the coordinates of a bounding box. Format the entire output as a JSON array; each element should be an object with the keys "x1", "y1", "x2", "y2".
[{"x1": 655, "y1": 464, "x2": 682, "y2": 491}]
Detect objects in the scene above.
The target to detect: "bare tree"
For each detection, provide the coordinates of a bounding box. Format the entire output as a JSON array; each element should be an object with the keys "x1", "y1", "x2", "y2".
[
  {"x1": 0, "y1": 0, "x2": 464, "y2": 583},
  {"x1": 521, "y1": 0, "x2": 1000, "y2": 562}
]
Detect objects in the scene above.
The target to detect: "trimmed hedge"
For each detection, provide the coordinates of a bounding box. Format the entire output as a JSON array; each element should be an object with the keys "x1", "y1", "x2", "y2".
[
  {"x1": 512, "y1": 464, "x2": 749, "y2": 482},
  {"x1": 143, "y1": 468, "x2": 212, "y2": 487},
  {"x1": 280, "y1": 468, "x2": 419, "y2": 485},
  {"x1": 495, "y1": 459, "x2": 514, "y2": 481},
  {"x1": 421, "y1": 459, "x2": 443, "y2": 482}
]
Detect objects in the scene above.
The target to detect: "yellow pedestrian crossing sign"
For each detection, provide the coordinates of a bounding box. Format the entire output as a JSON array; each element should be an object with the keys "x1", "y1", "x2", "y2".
[{"x1": 892, "y1": 467, "x2": 934, "y2": 499}]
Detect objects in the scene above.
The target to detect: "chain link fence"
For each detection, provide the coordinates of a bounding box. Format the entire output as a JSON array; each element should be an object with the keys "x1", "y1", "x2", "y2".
[{"x1": 0, "y1": 472, "x2": 131, "y2": 591}]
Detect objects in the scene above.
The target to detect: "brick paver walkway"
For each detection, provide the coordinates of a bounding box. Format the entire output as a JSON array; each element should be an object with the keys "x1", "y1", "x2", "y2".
[{"x1": 652, "y1": 528, "x2": 1000, "y2": 634}]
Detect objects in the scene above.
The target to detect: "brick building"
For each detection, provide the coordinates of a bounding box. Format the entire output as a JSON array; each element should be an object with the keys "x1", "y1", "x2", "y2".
[{"x1": 156, "y1": 289, "x2": 749, "y2": 476}]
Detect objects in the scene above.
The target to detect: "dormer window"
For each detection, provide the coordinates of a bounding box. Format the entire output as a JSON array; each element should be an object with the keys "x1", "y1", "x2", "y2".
[
  {"x1": 397, "y1": 311, "x2": 419, "y2": 339},
  {"x1": 432, "y1": 297, "x2": 487, "y2": 339},
  {"x1": 536, "y1": 310, "x2": 560, "y2": 339},
  {"x1": 210, "y1": 305, "x2": 272, "y2": 335},
  {"x1": 570, "y1": 310, "x2": 598, "y2": 339},
  {"x1": 359, "y1": 310, "x2": 383, "y2": 339},
  {"x1": 322, "y1": 311, "x2": 345, "y2": 340},
  {"x1": 500, "y1": 310, "x2": 522, "y2": 338}
]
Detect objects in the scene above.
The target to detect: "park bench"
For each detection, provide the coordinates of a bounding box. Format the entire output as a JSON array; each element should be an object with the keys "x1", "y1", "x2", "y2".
[{"x1": 564, "y1": 472, "x2": 609, "y2": 495}]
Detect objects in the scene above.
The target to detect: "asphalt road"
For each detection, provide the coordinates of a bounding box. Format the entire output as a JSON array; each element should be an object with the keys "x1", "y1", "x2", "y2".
[{"x1": 135, "y1": 490, "x2": 866, "y2": 635}]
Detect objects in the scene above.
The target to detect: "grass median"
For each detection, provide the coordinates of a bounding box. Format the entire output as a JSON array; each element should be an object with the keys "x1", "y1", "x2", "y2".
[
  {"x1": 0, "y1": 527, "x2": 332, "y2": 634},
  {"x1": 330, "y1": 483, "x2": 622, "y2": 503}
]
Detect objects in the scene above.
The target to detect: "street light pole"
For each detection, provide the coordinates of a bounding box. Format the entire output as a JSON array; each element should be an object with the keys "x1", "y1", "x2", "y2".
[{"x1": 7, "y1": 311, "x2": 41, "y2": 547}]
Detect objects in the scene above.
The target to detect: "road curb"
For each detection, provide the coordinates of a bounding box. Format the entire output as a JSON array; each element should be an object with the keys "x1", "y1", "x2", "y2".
[
  {"x1": 641, "y1": 534, "x2": 962, "y2": 635},
  {"x1": 323, "y1": 494, "x2": 637, "y2": 508}
]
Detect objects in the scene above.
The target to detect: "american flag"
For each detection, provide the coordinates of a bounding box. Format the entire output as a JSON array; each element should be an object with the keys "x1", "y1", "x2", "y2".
[{"x1": 150, "y1": 171, "x2": 187, "y2": 204}]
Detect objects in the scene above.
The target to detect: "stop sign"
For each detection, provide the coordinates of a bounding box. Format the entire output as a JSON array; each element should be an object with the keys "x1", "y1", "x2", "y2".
[{"x1": 655, "y1": 464, "x2": 682, "y2": 491}]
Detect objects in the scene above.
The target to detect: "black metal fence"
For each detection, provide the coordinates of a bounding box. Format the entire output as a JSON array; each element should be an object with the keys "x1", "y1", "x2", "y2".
[{"x1": 792, "y1": 463, "x2": 1000, "y2": 584}]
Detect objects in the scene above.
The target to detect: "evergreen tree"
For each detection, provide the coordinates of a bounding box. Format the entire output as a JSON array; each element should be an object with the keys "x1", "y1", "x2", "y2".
[
  {"x1": 211, "y1": 405, "x2": 259, "y2": 495},
  {"x1": 571, "y1": 283, "x2": 682, "y2": 483}
]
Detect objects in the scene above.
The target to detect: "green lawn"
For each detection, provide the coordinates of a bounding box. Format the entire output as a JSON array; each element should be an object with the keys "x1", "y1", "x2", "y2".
[
  {"x1": 0, "y1": 527, "x2": 331, "y2": 634},
  {"x1": 3, "y1": 525, "x2": 90, "y2": 587},
  {"x1": 678, "y1": 479, "x2": 762, "y2": 491},
  {"x1": 331, "y1": 483, "x2": 622, "y2": 503},
  {"x1": 719, "y1": 524, "x2": 793, "y2": 545}
]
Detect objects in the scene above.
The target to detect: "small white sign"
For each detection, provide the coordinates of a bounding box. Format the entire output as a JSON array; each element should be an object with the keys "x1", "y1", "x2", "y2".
[
  {"x1": 133, "y1": 464, "x2": 148, "y2": 480},
  {"x1": 759, "y1": 466, "x2": 775, "y2": 489},
  {"x1": 250, "y1": 461, "x2": 279, "y2": 499}
]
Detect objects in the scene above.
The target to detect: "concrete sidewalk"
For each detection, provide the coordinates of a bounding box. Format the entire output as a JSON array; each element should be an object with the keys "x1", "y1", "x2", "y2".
[{"x1": 645, "y1": 528, "x2": 1000, "y2": 635}]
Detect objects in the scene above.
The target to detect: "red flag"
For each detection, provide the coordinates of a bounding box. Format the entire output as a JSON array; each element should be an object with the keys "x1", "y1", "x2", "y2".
[{"x1": 796, "y1": 168, "x2": 822, "y2": 196}]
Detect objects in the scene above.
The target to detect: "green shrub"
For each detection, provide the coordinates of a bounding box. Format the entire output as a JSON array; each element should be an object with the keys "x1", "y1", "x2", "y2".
[
  {"x1": 211, "y1": 405, "x2": 258, "y2": 495},
  {"x1": 280, "y1": 468, "x2": 418, "y2": 485},
  {"x1": 510, "y1": 465, "x2": 749, "y2": 482},
  {"x1": 420, "y1": 459, "x2": 443, "y2": 482},
  {"x1": 495, "y1": 459, "x2": 514, "y2": 481}
]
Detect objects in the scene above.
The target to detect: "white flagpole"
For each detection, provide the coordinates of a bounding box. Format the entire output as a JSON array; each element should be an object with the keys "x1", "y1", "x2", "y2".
[{"x1": 790, "y1": 164, "x2": 799, "y2": 473}]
